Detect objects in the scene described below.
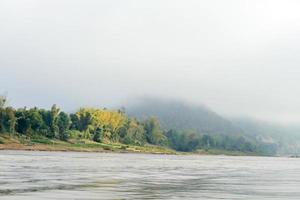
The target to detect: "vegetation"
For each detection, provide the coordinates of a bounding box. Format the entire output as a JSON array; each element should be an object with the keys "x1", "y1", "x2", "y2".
[
  {"x1": 165, "y1": 129, "x2": 276, "y2": 155},
  {"x1": 0, "y1": 96, "x2": 277, "y2": 155}
]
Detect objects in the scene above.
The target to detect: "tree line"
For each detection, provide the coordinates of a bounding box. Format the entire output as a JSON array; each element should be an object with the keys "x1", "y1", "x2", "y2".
[
  {"x1": 0, "y1": 96, "x2": 276, "y2": 155},
  {"x1": 0, "y1": 96, "x2": 167, "y2": 146},
  {"x1": 166, "y1": 129, "x2": 277, "y2": 155}
]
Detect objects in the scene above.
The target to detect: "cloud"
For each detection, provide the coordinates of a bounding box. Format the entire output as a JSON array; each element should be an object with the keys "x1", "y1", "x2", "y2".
[{"x1": 1, "y1": 0, "x2": 300, "y2": 124}]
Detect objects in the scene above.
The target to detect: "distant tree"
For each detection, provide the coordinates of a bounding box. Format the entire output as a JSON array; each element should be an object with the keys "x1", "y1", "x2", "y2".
[
  {"x1": 49, "y1": 104, "x2": 60, "y2": 138},
  {"x1": 57, "y1": 112, "x2": 71, "y2": 141},
  {"x1": 184, "y1": 132, "x2": 201, "y2": 151},
  {"x1": 122, "y1": 119, "x2": 146, "y2": 145},
  {"x1": 69, "y1": 113, "x2": 79, "y2": 130},
  {"x1": 166, "y1": 129, "x2": 200, "y2": 151},
  {"x1": 71, "y1": 109, "x2": 92, "y2": 131},
  {"x1": 27, "y1": 108, "x2": 44, "y2": 132},
  {"x1": 93, "y1": 127, "x2": 103, "y2": 142},
  {"x1": 143, "y1": 117, "x2": 166, "y2": 145},
  {"x1": 200, "y1": 134, "x2": 215, "y2": 150},
  {"x1": 15, "y1": 108, "x2": 29, "y2": 134},
  {"x1": 37, "y1": 109, "x2": 52, "y2": 136},
  {"x1": 0, "y1": 95, "x2": 7, "y2": 109},
  {"x1": 117, "y1": 125, "x2": 128, "y2": 140},
  {"x1": 73, "y1": 108, "x2": 128, "y2": 142},
  {"x1": 0, "y1": 107, "x2": 16, "y2": 134},
  {"x1": 166, "y1": 129, "x2": 180, "y2": 149}
]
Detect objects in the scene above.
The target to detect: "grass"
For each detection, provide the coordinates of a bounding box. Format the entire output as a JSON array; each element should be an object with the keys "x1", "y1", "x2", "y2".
[
  {"x1": 0, "y1": 133, "x2": 259, "y2": 156},
  {"x1": 0, "y1": 133, "x2": 176, "y2": 154},
  {"x1": 195, "y1": 148, "x2": 259, "y2": 156}
]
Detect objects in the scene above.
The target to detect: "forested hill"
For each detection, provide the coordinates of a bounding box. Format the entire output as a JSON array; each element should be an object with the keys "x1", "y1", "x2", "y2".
[
  {"x1": 127, "y1": 98, "x2": 241, "y2": 135},
  {"x1": 231, "y1": 118, "x2": 300, "y2": 156},
  {"x1": 127, "y1": 98, "x2": 300, "y2": 156}
]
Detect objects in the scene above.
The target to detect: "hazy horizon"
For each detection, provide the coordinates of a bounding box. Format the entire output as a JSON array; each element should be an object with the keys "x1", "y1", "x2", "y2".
[{"x1": 1, "y1": 0, "x2": 300, "y2": 125}]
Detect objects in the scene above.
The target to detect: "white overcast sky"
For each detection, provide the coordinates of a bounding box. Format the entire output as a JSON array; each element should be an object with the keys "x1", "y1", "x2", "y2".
[{"x1": 1, "y1": 0, "x2": 300, "y2": 124}]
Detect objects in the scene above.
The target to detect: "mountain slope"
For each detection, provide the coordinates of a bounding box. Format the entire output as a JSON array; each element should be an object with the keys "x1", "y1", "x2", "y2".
[
  {"x1": 126, "y1": 98, "x2": 300, "y2": 156},
  {"x1": 231, "y1": 118, "x2": 300, "y2": 156},
  {"x1": 127, "y1": 98, "x2": 241, "y2": 136}
]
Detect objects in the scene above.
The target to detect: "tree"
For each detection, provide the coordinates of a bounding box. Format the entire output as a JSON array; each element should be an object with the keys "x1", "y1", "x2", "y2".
[
  {"x1": 143, "y1": 117, "x2": 166, "y2": 145},
  {"x1": 0, "y1": 95, "x2": 7, "y2": 109},
  {"x1": 122, "y1": 119, "x2": 146, "y2": 145},
  {"x1": 38, "y1": 109, "x2": 52, "y2": 136},
  {"x1": 166, "y1": 129, "x2": 200, "y2": 151},
  {"x1": 15, "y1": 108, "x2": 29, "y2": 134},
  {"x1": 57, "y1": 112, "x2": 71, "y2": 141},
  {"x1": 93, "y1": 127, "x2": 103, "y2": 142},
  {"x1": 200, "y1": 134, "x2": 215, "y2": 150},
  {"x1": 0, "y1": 106, "x2": 16, "y2": 134},
  {"x1": 7, "y1": 107, "x2": 16, "y2": 134},
  {"x1": 71, "y1": 109, "x2": 92, "y2": 131},
  {"x1": 27, "y1": 108, "x2": 44, "y2": 132},
  {"x1": 0, "y1": 95, "x2": 8, "y2": 133},
  {"x1": 49, "y1": 104, "x2": 60, "y2": 138},
  {"x1": 73, "y1": 108, "x2": 128, "y2": 142}
]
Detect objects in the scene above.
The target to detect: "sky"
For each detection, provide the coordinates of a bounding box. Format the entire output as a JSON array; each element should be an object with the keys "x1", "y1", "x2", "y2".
[{"x1": 1, "y1": 0, "x2": 300, "y2": 124}]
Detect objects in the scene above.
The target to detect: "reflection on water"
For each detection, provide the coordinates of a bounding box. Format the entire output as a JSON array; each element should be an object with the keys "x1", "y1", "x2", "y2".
[{"x1": 0, "y1": 151, "x2": 300, "y2": 199}]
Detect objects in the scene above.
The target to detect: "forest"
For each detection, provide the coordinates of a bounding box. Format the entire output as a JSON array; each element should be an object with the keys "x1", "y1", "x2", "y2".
[{"x1": 0, "y1": 96, "x2": 277, "y2": 155}]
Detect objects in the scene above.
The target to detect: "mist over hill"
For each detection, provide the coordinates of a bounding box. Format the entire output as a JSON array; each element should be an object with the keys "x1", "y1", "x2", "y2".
[
  {"x1": 127, "y1": 97, "x2": 300, "y2": 156},
  {"x1": 231, "y1": 118, "x2": 300, "y2": 156},
  {"x1": 127, "y1": 98, "x2": 241, "y2": 135}
]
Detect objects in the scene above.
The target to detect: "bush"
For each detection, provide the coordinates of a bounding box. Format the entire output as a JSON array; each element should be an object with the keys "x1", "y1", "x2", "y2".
[
  {"x1": 65, "y1": 130, "x2": 83, "y2": 139},
  {"x1": 30, "y1": 135, "x2": 52, "y2": 144}
]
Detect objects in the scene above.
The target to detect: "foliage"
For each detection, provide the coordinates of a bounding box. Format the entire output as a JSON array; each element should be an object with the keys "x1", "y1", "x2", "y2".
[
  {"x1": 73, "y1": 108, "x2": 128, "y2": 142},
  {"x1": 57, "y1": 112, "x2": 71, "y2": 141},
  {"x1": 166, "y1": 129, "x2": 276, "y2": 155},
  {"x1": 166, "y1": 129, "x2": 200, "y2": 151},
  {"x1": 0, "y1": 99, "x2": 278, "y2": 155},
  {"x1": 121, "y1": 119, "x2": 146, "y2": 145},
  {"x1": 0, "y1": 95, "x2": 7, "y2": 108},
  {"x1": 143, "y1": 117, "x2": 167, "y2": 145}
]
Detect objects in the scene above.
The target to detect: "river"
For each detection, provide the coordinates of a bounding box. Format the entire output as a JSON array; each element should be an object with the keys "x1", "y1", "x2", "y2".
[{"x1": 0, "y1": 150, "x2": 299, "y2": 199}]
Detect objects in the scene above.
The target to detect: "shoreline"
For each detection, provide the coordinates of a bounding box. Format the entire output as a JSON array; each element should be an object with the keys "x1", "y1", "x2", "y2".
[
  {"x1": 0, "y1": 140, "x2": 178, "y2": 155},
  {"x1": 0, "y1": 134, "x2": 177, "y2": 155},
  {"x1": 0, "y1": 143, "x2": 261, "y2": 157},
  {"x1": 0, "y1": 135, "x2": 264, "y2": 156}
]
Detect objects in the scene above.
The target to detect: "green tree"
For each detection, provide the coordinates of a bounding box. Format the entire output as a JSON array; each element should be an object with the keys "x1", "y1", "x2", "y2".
[
  {"x1": 57, "y1": 112, "x2": 71, "y2": 141},
  {"x1": 143, "y1": 117, "x2": 166, "y2": 145},
  {"x1": 93, "y1": 127, "x2": 103, "y2": 142},
  {"x1": 49, "y1": 104, "x2": 60, "y2": 138},
  {"x1": 15, "y1": 108, "x2": 29, "y2": 134},
  {"x1": 200, "y1": 134, "x2": 215, "y2": 150},
  {"x1": 70, "y1": 110, "x2": 92, "y2": 132},
  {"x1": 166, "y1": 129, "x2": 200, "y2": 151},
  {"x1": 0, "y1": 95, "x2": 6, "y2": 109},
  {"x1": 122, "y1": 119, "x2": 146, "y2": 145},
  {"x1": 0, "y1": 107, "x2": 16, "y2": 134},
  {"x1": 27, "y1": 108, "x2": 44, "y2": 132}
]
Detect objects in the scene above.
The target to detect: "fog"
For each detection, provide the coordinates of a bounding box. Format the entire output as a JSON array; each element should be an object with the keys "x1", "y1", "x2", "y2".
[{"x1": 1, "y1": 0, "x2": 300, "y2": 124}]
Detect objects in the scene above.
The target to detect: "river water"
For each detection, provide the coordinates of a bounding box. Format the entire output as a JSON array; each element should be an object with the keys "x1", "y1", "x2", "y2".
[{"x1": 0, "y1": 150, "x2": 299, "y2": 199}]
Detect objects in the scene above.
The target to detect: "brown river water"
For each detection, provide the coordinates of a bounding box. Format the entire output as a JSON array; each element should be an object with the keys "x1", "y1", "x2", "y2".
[{"x1": 0, "y1": 150, "x2": 300, "y2": 199}]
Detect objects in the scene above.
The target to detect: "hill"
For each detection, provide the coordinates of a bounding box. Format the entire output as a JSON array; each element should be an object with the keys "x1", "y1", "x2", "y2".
[
  {"x1": 127, "y1": 98, "x2": 241, "y2": 136},
  {"x1": 126, "y1": 98, "x2": 300, "y2": 156},
  {"x1": 231, "y1": 118, "x2": 300, "y2": 156}
]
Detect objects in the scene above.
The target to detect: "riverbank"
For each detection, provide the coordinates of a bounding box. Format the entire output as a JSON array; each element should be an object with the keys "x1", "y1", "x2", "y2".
[
  {"x1": 0, "y1": 134, "x2": 176, "y2": 154},
  {"x1": 0, "y1": 134, "x2": 261, "y2": 156}
]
